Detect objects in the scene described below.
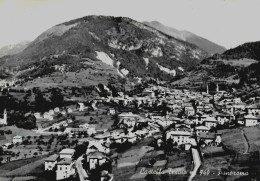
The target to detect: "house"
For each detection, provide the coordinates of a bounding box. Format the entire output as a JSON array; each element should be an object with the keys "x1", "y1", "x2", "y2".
[
  {"x1": 67, "y1": 108, "x2": 73, "y2": 113},
  {"x1": 166, "y1": 130, "x2": 192, "y2": 145},
  {"x1": 13, "y1": 135, "x2": 23, "y2": 144},
  {"x1": 216, "y1": 113, "x2": 233, "y2": 125},
  {"x1": 184, "y1": 105, "x2": 195, "y2": 116},
  {"x1": 197, "y1": 133, "x2": 222, "y2": 146},
  {"x1": 142, "y1": 88, "x2": 155, "y2": 98},
  {"x1": 77, "y1": 103, "x2": 85, "y2": 112},
  {"x1": 87, "y1": 151, "x2": 108, "y2": 170},
  {"x1": 44, "y1": 154, "x2": 59, "y2": 171},
  {"x1": 203, "y1": 117, "x2": 217, "y2": 129},
  {"x1": 195, "y1": 126, "x2": 210, "y2": 135},
  {"x1": 246, "y1": 104, "x2": 260, "y2": 116},
  {"x1": 59, "y1": 148, "x2": 75, "y2": 159},
  {"x1": 107, "y1": 108, "x2": 116, "y2": 115},
  {"x1": 118, "y1": 112, "x2": 140, "y2": 128},
  {"x1": 0, "y1": 109, "x2": 7, "y2": 125},
  {"x1": 244, "y1": 115, "x2": 260, "y2": 126},
  {"x1": 56, "y1": 158, "x2": 75, "y2": 180}
]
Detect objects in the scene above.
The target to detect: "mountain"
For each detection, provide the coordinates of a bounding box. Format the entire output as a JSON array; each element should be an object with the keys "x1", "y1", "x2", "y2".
[
  {"x1": 0, "y1": 40, "x2": 31, "y2": 58},
  {"x1": 173, "y1": 41, "x2": 260, "y2": 87},
  {"x1": 143, "y1": 21, "x2": 226, "y2": 55},
  {"x1": 0, "y1": 15, "x2": 208, "y2": 88}
]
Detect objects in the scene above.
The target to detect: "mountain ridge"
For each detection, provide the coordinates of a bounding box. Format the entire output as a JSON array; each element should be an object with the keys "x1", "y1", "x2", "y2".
[
  {"x1": 0, "y1": 40, "x2": 31, "y2": 58},
  {"x1": 0, "y1": 15, "x2": 208, "y2": 88},
  {"x1": 143, "y1": 21, "x2": 226, "y2": 55}
]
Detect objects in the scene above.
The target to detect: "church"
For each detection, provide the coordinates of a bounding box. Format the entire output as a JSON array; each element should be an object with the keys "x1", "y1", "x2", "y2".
[{"x1": 0, "y1": 109, "x2": 7, "y2": 125}]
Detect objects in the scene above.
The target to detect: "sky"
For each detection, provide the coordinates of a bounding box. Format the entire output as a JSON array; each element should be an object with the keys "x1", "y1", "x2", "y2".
[{"x1": 0, "y1": 0, "x2": 259, "y2": 49}]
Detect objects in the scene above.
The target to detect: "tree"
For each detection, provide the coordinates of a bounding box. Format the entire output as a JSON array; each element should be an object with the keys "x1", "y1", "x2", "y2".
[
  {"x1": 50, "y1": 88, "x2": 64, "y2": 108},
  {"x1": 74, "y1": 142, "x2": 89, "y2": 160},
  {"x1": 0, "y1": 147, "x2": 3, "y2": 156}
]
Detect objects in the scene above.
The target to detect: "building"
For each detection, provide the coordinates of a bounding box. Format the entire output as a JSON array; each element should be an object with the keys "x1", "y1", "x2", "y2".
[
  {"x1": 44, "y1": 154, "x2": 59, "y2": 171},
  {"x1": 107, "y1": 108, "x2": 116, "y2": 115},
  {"x1": 195, "y1": 126, "x2": 210, "y2": 135},
  {"x1": 78, "y1": 103, "x2": 86, "y2": 112},
  {"x1": 197, "y1": 133, "x2": 222, "y2": 146},
  {"x1": 87, "y1": 151, "x2": 108, "y2": 170},
  {"x1": 13, "y1": 135, "x2": 23, "y2": 144},
  {"x1": 203, "y1": 117, "x2": 217, "y2": 129},
  {"x1": 56, "y1": 158, "x2": 75, "y2": 180},
  {"x1": 244, "y1": 115, "x2": 260, "y2": 126},
  {"x1": 216, "y1": 113, "x2": 233, "y2": 125},
  {"x1": 166, "y1": 130, "x2": 192, "y2": 145},
  {"x1": 0, "y1": 109, "x2": 7, "y2": 125},
  {"x1": 246, "y1": 104, "x2": 260, "y2": 116},
  {"x1": 118, "y1": 112, "x2": 140, "y2": 128}
]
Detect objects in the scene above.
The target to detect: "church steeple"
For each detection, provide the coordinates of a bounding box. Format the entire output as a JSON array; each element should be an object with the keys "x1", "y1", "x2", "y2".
[
  {"x1": 0, "y1": 109, "x2": 7, "y2": 125},
  {"x1": 216, "y1": 83, "x2": 219, "y2": 92}
]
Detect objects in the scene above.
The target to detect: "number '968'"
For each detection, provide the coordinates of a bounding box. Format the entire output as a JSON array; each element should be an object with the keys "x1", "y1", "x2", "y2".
[{"x1": 199, "y1": 170, "x2": 210, "y2": 175}]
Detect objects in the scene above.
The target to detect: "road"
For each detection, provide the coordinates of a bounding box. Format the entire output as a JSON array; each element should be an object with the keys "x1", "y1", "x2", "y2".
[
  {"x1": 76, "y1": 155, "x2": 88, "y2": 181},
  {"x1": 241, "y1": 129, "x2": 250, "y2": 154},
  {"x1": 188, "y1": 147, "x2": 202, "y2": 181}
]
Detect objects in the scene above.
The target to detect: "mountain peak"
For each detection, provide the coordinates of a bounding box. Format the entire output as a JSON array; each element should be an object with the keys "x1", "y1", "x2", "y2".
[{"x1": 0, "y1": 15, "x2": 208, "y2": 88}]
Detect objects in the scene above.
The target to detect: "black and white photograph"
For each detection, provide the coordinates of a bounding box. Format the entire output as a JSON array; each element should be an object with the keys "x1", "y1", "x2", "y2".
[{"x1": 0, "y1": 0, "x2": 260, "y2": 180}]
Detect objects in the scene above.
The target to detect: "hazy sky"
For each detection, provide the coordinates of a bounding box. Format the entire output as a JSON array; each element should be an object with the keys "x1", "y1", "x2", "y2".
[{"x1": 0, "y1": 0, "x2": 259, "y2": 49}]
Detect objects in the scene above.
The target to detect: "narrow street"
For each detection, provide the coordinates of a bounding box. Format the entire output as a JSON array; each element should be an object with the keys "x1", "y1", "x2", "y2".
[
  {"x1": 76, "y1": 155, "x2": 88, "y2": 181},
  {"x1": 188, "y1": 147, "x2": 202, "y2": 181}
]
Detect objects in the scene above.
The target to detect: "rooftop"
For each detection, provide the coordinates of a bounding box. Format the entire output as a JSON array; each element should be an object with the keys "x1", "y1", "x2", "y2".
[
  {"x1": 59, "y1": 148, "x2": 75, "y2": 155},
  {"x1": 45, "y1": 154, "x2": 59, "y2": 162}
]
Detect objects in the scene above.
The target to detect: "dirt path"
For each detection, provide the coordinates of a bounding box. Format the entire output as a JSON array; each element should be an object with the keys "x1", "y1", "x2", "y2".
[{"x1": 241, "y1": 128, "x2": 250, "y2": 154}]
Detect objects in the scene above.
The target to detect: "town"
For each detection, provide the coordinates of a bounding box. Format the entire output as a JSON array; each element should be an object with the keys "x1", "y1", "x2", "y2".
[{"x1": 0, "y1": 80, "x2": 259, "y2": 181}]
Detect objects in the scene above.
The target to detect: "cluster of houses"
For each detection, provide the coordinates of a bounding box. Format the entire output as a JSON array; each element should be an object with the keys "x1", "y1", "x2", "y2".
[
  {"x1": 2, "y1": 81, "x2": 260, "y2": 181},
  {"x1": 39, "y1": 83, "x2": 260, "y2": 180}
]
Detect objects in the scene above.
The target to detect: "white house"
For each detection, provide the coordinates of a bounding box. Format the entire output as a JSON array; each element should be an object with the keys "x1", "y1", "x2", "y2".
[
  {"x1": 87, "y1": 151, "x2": 108, "y2": 170},
  {"x1": 203, "y1": 117, "x2": 217, "y2": 129},
  {"x1": 56, "y1": 158, "x2": 75, "y2": 180},
  {"x1": 246, "y1": 104, "x2": 260, "y2": 116},
  {"x1": 118, "y1": 112, "x2": 140, "y2": 128},
  {"x1": 44, "y1": 154, "x2": 59, "y2": 171},
  {"x1": 244, "y1": 115, "x2": 260, "y2": 126},
  {"x1": 13, "y1": 135, "x2": 23, "y2": 144},
  {"x1": 166, "y1": 130, "x2": 192, "y2": 145},
  {"x1": 107, "y1": 108, "x2": 116, "y2": 115},
  {"x1": 78, "y1": 103, "x2": 85, "y2": 112},
  {"x1": 195, "y1": 125, "x2": 210, "y2": 135}
]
